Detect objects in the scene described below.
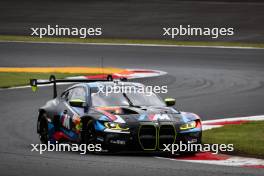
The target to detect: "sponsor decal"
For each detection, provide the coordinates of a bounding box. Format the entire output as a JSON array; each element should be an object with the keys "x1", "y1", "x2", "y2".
[
  {"x1": 72, "y1": 114, "x2": 82, "y2": 133},
  {"x1": 138, "y1": 114, "x2": 172, "y2": 121},
  {"x1": 60, "y1": 113, "x2": 71, "y2": 129},
  {"x1": 149, "y1": 114, "x2": 171, "y2": 121}
]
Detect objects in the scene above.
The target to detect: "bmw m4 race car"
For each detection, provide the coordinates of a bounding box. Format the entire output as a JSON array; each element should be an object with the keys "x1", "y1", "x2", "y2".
[{"x1": 30, "y1": 75, "x2": 202, "y2": 153}]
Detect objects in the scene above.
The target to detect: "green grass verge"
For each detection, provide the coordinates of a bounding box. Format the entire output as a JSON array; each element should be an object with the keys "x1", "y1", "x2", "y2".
[
  {"x1": 0, "y1": 35, "x2": 264, "y2": 48},
  {"x1": 0, "y1": 72, "x2": 90, "y2": 88},
  {"x1": 203, "y1": 121, "x2": 264, "y2": 158}
]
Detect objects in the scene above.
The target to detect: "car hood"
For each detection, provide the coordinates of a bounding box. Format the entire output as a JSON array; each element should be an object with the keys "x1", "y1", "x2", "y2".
[{"x1": 92, "y1": 106, "x2": 198, "y2": 123}]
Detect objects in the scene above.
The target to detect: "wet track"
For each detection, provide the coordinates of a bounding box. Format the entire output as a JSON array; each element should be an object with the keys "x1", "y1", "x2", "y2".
[{"x1": 0, "y1": 42, "x2": 264, "y2": 176}]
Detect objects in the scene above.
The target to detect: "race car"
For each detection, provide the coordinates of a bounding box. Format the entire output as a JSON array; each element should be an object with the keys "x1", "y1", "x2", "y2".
[{"x1": 30, "y1": 75, "x2": 202, "y2": 153}]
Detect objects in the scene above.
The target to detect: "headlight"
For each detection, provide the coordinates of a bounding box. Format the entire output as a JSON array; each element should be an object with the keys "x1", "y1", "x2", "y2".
[
  {"x1": 180, "y1": 121, "x2": 196, "y2": 130},
  {"x1": 104, "y1": 122, "x2": 129, "y2": 131}
]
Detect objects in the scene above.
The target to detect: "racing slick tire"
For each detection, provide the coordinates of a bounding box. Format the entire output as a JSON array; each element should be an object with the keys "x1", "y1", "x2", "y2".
[
  {"x1": 83, "y1": 120, "x2": 115, "y2": 154},
  {"x1": 37, "y1": 113, "x2": 49, "y2": 144},
  {"x1": 83, "y1": 119, "x2": 99, "y2": 153}
]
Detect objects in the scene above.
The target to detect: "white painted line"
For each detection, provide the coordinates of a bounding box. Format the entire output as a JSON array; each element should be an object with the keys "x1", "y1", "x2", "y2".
[
  {"x1": 0, "y1": 82, "x2": 75, "y2": 91},
  {"x1": 168, "y1": 115, "x2": 264, "y2": 167},
  {"x1": 202, "y1": 115, "x2": 264, "y2": 131},
  {"x1": 181, "y1": 157, "x2": 264, "y2": 167},
  {"x1": 203, "y1": 115, "x2": 264, "y2": 124},
  {"x1": 0, "y1": 40, "x2": 263, "y2": 50},
  {"x1": 156, "y1": 156, "x2": 264, "y2": 167},
  {"x1": 0, "y1": 69, "x2": 167, "y2": 91},
  {"x1": 121, "y1": 69, "x2": 167, "y2": 79},
  {"x1": 202, "y1": 125, "x2": 223, "y2": 131}
]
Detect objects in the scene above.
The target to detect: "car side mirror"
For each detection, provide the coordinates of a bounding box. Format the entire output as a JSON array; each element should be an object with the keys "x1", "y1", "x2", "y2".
[
  {"x1": 69, "y1": 99, "x2": 86, "y2": 108},
  {"x1": 164, "y1": 98, "x2": 176, "y2": 107}
]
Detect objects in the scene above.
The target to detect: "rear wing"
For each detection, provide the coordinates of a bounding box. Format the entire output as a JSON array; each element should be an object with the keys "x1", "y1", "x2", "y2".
[{"x1": 29, "y1": 74, "x2": 115, "y2": 98}]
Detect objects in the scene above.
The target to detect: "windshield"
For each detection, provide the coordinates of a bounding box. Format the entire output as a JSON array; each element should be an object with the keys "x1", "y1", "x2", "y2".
[
  {"x1": 91, "y1": 87, "x2": 166, "y2": 107},
  {"x1": 126, "y1": 92, "x2": 165, "y2": 107},
  {"x1": 91, "y1": 92, "x2": 130, "y2": 107}
]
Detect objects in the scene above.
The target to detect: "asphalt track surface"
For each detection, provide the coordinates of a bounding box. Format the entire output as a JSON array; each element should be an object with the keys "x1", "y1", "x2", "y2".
[
  {"x1": 0, "y1": 42, "x2": 264, "y2": 176},
  {"x1": 1, "y1": 0, "x2": 264, "y2": 42}
]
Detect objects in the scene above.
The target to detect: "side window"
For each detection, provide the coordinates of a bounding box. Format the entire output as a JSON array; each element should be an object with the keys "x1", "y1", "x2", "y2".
[{"x1": 69, "y1": 87, "x2": 86, "y2": 102}]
